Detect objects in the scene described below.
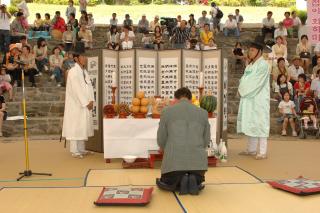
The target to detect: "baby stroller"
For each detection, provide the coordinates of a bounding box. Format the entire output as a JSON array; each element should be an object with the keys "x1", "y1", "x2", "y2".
[{"x1": 298, "y1": 97, "x2": 320, "y2": 139}]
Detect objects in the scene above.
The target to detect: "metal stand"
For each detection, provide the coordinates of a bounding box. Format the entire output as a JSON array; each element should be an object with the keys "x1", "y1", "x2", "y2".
[{"x1": 17, "y1": 65, "x2": 52, "y2": 181}]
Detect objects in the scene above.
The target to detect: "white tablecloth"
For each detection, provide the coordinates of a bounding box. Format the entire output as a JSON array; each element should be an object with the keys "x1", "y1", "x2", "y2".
[{"x1": 103, "y1": 118, "x2": 217, "y2": 159}]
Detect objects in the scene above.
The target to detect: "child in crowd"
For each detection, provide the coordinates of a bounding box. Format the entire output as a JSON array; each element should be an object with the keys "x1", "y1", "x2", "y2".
[
  {"x1": 0, "y1": 66, "x2": 13, "y2": 101},
  {"x1": 142, "y1": 31, "x2": 153, "y2": 49},
  {"x1": 275, "y1": 74, "x2": 293, "y2": 101},
  {"x1": 278, "y1": 91, "x2": 297, "y2": 136},
  {"x1": 302, "y1": 102, "x2": 317, "y2": 129},
  {"x1": 0, "y1": 88, "x2": 7, "y2": 137}
]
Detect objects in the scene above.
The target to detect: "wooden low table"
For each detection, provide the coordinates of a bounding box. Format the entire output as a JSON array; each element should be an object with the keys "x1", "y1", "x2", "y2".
[{"x1": 122, "y1": 150, "x2": 218, "y2": 169}]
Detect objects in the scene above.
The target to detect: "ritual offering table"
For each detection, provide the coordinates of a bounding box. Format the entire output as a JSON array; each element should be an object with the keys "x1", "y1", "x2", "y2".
[{"x1": 103, "y1": 118, "x2": 217, "y2": 162}]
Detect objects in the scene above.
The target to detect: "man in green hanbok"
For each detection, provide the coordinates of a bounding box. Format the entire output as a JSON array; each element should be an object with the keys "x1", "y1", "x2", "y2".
[{"x1": 237, "y1": 42, "x2": 270, "y2": 160}]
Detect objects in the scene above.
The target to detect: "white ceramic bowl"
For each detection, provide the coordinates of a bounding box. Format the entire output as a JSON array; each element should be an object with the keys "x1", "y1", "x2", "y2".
[{"x1": 122, "y1": 155, "x2": 137, "y2": 163}]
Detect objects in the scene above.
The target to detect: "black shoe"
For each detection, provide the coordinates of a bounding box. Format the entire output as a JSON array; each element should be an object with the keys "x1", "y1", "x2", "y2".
[
  {"x1": 188, "y1": 174, "x2": 200, "y2": 195},
  {"x1": 31, "y1": 83, "x2": 37, "y2": 88},
  {"x1": 156, "y1": 178, "x2": 176, "y2": 192},
  {"x1": 179, "y1": 174, "x2": 189, "y2": 195},
  {"x1": 198, "y1": 184, "x2": 205, "y2": 191}
]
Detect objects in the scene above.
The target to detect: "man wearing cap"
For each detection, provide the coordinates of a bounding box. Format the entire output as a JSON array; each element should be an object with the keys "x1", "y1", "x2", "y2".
[
  {"x1": 0, "y1": 4, "x2": 11, "y2": 54},
  {"x1": 288, "y1": 56, "x2": 304, "y2": 85},
  {"x1": 149, "y1": 15, "x2": 160, "y2": 32},
  {"x1": 237, "y1": 42, "x2": 270, "y2": 160},
  {"x1": 224, "y1": 13, "x2": 239, "y2": 37},
  {"x1": 62, "y1": 43, "x2": 94, "y2": 158},
  {"x1": 137, "y1": 14, "x2": 149, "y2": 33}
]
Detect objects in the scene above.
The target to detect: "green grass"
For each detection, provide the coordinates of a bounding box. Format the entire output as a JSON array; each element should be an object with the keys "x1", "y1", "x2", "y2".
[{"x1": 27, "y1": 3, "x2": 289, "y2": 24}]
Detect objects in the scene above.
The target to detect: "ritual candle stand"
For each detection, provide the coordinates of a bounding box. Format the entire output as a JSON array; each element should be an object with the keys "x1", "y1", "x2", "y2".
[
  {"x1": 198, "y1": 87, "x2": 204, "y2": 100},
  {"x1": 111, "y1": 87, "x2": 117, "y2": 105}
]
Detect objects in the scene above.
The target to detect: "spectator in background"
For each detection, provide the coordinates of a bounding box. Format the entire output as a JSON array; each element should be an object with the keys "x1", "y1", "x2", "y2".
[
  {"x1": 275, "y1": 74, "x2": 293, "y2": 101},
  {"x1": 198, "y1": 10, "x2": 210, "y2": 29},
  {"x1": 312, "y1": 56, "x2": 320, "y2": 78},
  {"x1": 271, "y1": 57, "x2": 290, "y2": 87},
  {"x1": 66, "y1": 0, "x2": 76, "y2": 22},
  {"x1": 79, "y1": 0, "x2": 87, "y2": 12},
  {"x1": 49, "y1": 46, "x2": 63, "y2": 87},
  {"x1": 311, "y1": 69, "x2": 320, "y2": 100},
  {"x1": 312, "y1": 43, "x2": 320, "y2": 67},
  {"x1": 234, "y1": 9, "x2": 244, "y2": 32},
  {"x1": 78, "y1": 24, "x2": 93, "y2": 49},
  {"x1": 149, "y1": 15, "x2": 160, "y2": 32},
  {"x1": 43, "y1": 13, "x2": 51, "y2": 31},
  {"x1": 172, "y1": 20, "x2": 190, "y2": 49},
  {"x1": 0, "y1": 87, "x2": 7, "y2": 137},
  {"x1": 17, "y1": 9, "x2": 29, "y2": 30},
  {"x1": 79, "y1": 10, "x2": 89, "y2": 26},
  {"x1": 33, "y1": 13, "x2": 43, "y2": 31},
  {"x1": 274, "y1": 22, "x2": 287, "y2": 44},
  {"x1": 188, "y1": 14, "x2": 196, "y2": 27},
  {"x1": 262, "y1": 11, "x2": 275, "y2": 39},
  {"x1": 120, "y1": 25, "x2": 135, "y2": 50},
  {"x1": 62, "y1": 25, "x2": 75, "y2": 52},
  {"x1": 233, "y1": 42, "x2": 245, "y2": 64},
  {"x1": 176, "y1": 15, "x2": 182, "y2": 27},
  {"x1": 15, "y1": 35, "x2": 30, "y2": 51},
  {"x1": 296, "y1": 35, "x2": 311, "y2": 73},
  {"x1": 19, "y1": 45, "x2": 38, "y2": 87},
  {"x1": 224, "y1": 13, "x2": 239, "y2": 37},
  {"x1": 271, "y1": 36, "x2": 287, "y2": 60},
  {"x1": 87, "y1": 12, "x2": 95, "y2": 31},
  {"x1": 0, "y1": 4, "x2": 11, "y2": 54},
  {"x1": 123, "y1": 14, "x2": 133, "y2": 30},
  {"x1": 283, "y1": 11, "x2": 293, "y2": 37},
  {"x1": 0, "y1": 66, "x2": 13, "y2": 101},
  {"x1": 5, "y1": 44, "x2": 22, "y2": 87},
  {"x1": 110, "y1": 13, "x2": 118, "y2": 27},
  {"x1": 153, "y1": 26, "x2": 164, "y2": 50},
  {"x1": 142, "y1": 31, "x2": 153, "y2": 49},
  {"x1": 68, "y1": 12, "x2": 79, "y2": 31},
  {"x1": 298, "y1": 17, "x2": 308, "y2": 42},
  {"x1": 33, "y1": 37, "x2": 49, "y2": 73},
  {"x1": 137, "y1": 14, "x2": 149, "y2": 33},
  {"x1": 288, "y1": 56, "x2": 304, "y2": 85},
  {"x1": 209, "y1": 2, "x2": 221, "y2": 32},
  {"x1": 291, "y1": 11, "x2": 301, "y2": 32},
  {"x1": 278, "y1": 91, "x2": 297, "y2": 137},
  {"x1": 11, "y1": 12, "x2": 27, "y2": 36},
  {"x1": 106, "y1": 25, "x2": 120, "y2": 50},
  {"x1": 62, "y1": 52, "x2": 75, "y2": 83},
  {"x1": 187, "y1": 25, "x2": 199, "y2": 50},
  {"x1": 52, "y1": 11, "x2": 66, "y2": 33},
  {"x1": 294, "y1": 73, "x2": 311, "y2": 111},
  {"x1": 200, "y1": 23, "x2": 216, "y2": 50}
]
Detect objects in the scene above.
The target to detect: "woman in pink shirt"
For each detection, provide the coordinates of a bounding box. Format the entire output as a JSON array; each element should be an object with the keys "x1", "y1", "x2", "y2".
[{"x1": 283, "y1": 11, "x2": 293, "y2": 37}]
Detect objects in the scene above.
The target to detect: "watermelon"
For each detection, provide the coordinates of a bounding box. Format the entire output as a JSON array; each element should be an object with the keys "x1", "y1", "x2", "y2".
[{"x1": 200, "y1": 95, "x2": 217, "y2": 113}]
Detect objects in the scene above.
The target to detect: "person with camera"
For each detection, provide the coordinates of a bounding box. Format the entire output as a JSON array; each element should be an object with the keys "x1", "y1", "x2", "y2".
[{"x1": 0, "y1": 4, "x2": 11, "y2": 54}]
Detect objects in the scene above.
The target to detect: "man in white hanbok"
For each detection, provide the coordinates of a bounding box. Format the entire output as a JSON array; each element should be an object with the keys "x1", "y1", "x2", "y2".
[{"x1": 62, "y1": 46, "x2": 94, "y2": 158}]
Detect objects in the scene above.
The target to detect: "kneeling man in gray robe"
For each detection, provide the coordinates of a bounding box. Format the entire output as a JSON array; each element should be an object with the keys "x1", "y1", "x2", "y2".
[{"x1": 156, "y1": 87, "x2": 211, "y2": 195}]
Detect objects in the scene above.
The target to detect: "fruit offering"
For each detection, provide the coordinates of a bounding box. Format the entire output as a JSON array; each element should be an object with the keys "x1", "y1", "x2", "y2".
[
  {"x1": 131, "y1": 91, "x2": 149, "y2": 118},
  {"x1": 192, "y1": 94, "x2": 200, "y2": 107},
  {"x1": 117, "y1": 103, "x2": 130, "y2": 118},
  {"x1": 200, "y1": 94, "x2": 217, "y2": 118}
]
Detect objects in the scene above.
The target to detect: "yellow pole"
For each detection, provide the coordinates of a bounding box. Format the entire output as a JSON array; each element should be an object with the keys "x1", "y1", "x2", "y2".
[{"x1": 21, "y1": 70, "x2": 30, "y2": 171}]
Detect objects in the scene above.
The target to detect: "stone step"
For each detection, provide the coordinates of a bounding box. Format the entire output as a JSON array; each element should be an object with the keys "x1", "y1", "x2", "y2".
[
  {"x1": 3, "y1": 117, "x2": 63, "y2": 136},
  {"x1": 4, "y1": 87, "x2": 65, "y2": 102},
  {"x1": 6, "y1": 101, "x2": 64, "y2": 117}
]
